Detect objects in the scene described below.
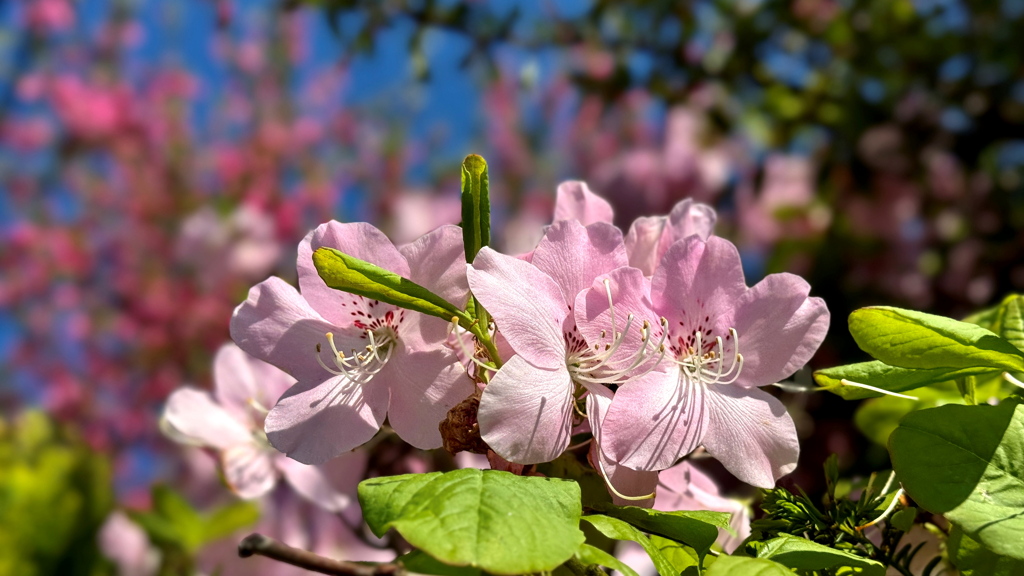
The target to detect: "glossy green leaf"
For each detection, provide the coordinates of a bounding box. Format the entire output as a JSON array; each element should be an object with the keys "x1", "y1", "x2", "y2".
[
  {"x1": 756, "y1": 534, "x2": 885, "y2": 576},
  {"x1": 200, "y1": 500, "x2": 260, "y2": 543},
  {"x1": 889, "y1": 400, "x2": 1024, "y2": 560},
  {"x1": 814, "y1": 360, "x2": 997, "y2": 400},
  {"x1": 650, "y1": 535, "x2": 701, "y2": 574},
  {"x1": 949, "y1": 525, "x2": 1024, "y2": 576},
  {"x1": 591, "y1": 502, "x2": 730, "y2": 559},
  {"x1": 581, "y1": 515, "x2": 679, "y2": 576},
  {"x1": 399, "y1": 550, "x2": 482, "y2": 576},
  {"x1": 994, "y1": 295, "x2": 1024, "y2": 352},
  {"x1": 313, "y1": 247, "x2": 465, "y2": 325},
  {"x1": 460, "y1": 154, "x2": 490, "y2": 263},
  {"x1": 704, "y1": 555, "x2": 792, "y2": 576},
  {"x1": 575, "y1": 543, "x2": 640, "y2": 576},
  {"x1": 849, "y1": 306, "x2": 1024, "y2": 372},
  {"x1": 358, "y1": 469, "x2": 584, "y2": 575}
]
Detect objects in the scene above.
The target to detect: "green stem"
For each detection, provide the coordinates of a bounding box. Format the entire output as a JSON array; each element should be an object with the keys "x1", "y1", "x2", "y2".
[{"x1": 562, "y1": 557, "x2": 604, "y2": 576}]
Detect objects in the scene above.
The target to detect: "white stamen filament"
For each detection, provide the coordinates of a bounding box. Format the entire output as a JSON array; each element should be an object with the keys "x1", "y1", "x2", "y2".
[
  {"x1": 840, "y1": 379, "x2": 919, "y2": 400},
  {"x1": 315, "y1": 330, "x2": 396, "y2": 385},
  {"x1": 448, "y1": 317, "x2": 497, "y2": 374},
  {"x1": 675, "y1": 328, "x2": 744, "y2": 386}
]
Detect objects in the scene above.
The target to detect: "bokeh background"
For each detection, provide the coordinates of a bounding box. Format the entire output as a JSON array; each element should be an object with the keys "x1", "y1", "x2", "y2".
[{"x1": 2, "y1": 0, "x2": 1023, "y2": 574}]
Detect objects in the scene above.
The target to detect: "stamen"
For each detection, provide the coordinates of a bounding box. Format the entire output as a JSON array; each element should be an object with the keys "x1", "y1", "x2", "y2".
[
  {"x1": 450, "y1": 317, "x2": 497, "y2": 374},
  {"x1": 598, "y1": 458, "x2": 656, "y2": 502},
  {"x1": 1003, "y1": 372, "x2": 1024, "y2": 390},
  {"x1": 840, "y1": 379, "x2": 919, "y2": 400}
]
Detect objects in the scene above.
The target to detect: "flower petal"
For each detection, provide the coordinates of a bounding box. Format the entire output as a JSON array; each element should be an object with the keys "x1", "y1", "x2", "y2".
[
  {"x1": 213, "y1": 342, "x2": 294, "y2": 420},
  {"x1": 384, "y1": 346, "x2": 474, "y2": 449},
  {"x1": 399, "y1": 224, "x2": 469, "y2": 307},
  {"x1": 553, "y1": 180, "x2": 614, "y2": 225},
  {"x1": 650, "y1": 236, "x2": 747, "y2": 327},
  {"x1": 297, "y1": 221, "x2": 409, "y2": 324},
  {"x1": 230, "y1": 276, "x2": 339, "y2": 383},
  {"x1": 601, "y1": 368, "x2": 709, "y2": 471},
  {"x1": 222, "y1": 443, "x2": 278, "y2": 499},
  {"x1": 467, "y1": 247, "x2": 567, "y2": 369},
  {"x1": 478, "y1": 355, "x2": 574, "y2": 464},
  {"x1": 575, "y1": 266, "x2": 659, "y2": 367},
  {"x1": 163, "y1": 388, "x2": 252, "y2": 449},
  {"x1": 531, "y1": 220, "x2": 628, "y2": 309},
  {"x1": 587, "y1": 386, "x2": 658, "y2": 508},
  {"x1": 625, "y1": 216, "x2": 667, "y2": 276},
  {"x1": 665, "y1": 198, "x2": 717, "y2": 243},
  {"x1": 701, "y1": 385, "x2": 799, "y2": 488},
  {"x1": 264, "y1": 375, "x2": 389, "y2": 464},
  {"x1": 276, "y1": 456, "x2": 352, "y2": 512},
  {"x1": 732, "y1": 274, "x2": 830, "y2": 387}
]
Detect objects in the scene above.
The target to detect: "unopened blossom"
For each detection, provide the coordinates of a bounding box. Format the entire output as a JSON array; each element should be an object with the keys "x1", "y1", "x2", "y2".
[
  {"x1": 231, "y1": 222, "x2": 473, "y2": 464},
  {"x1": 469, "y1": 219, "x2": 665, "y2": 464},
  {"x1": 98, "y1": 512, "x2": 160, "y2": 576},
  {"x1": 578, "y1": 235, "x2": 829, "y2": 487},
  {"x1": 163, "y1": 343, "x2": 352, "y2": 510}
]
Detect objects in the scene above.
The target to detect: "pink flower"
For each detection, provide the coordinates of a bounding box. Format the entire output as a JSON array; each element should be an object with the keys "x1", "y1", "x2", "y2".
[
  {"x1": 624, "y1": 198, "x2": 717, "y2": 276},
  {"x1": 552, "y1": 180, "x2": 615, "y2": 225},
  {"x1": 25, "y1": 0, "x2": 74, "y2": 33},
  {"x1": 230, "y1": 222, "x2": 473, "y2": 464},
  {"x1": 98, "y1": 512, "x2": 160, "y2": 576},
  {"x1": 163, "y1": 343, "x2": 352, "y2": 510},
  {"x1": 580, "y1": 236, "x2": 829, "y2": 487},
  {"x1": 655, "y1": 461, "x2": 751, "y2": 552},
  {"x1": 468, "y1": 219, "x2": 655, "y2": 464}
]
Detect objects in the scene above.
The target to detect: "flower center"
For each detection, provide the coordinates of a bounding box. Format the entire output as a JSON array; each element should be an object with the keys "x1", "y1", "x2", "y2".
[
  {"x1": 672, "y1": 326, "x2": 743, "y2": 386},
  {"x1": 315, "y1": 327, "x2": 398, "y2": 384},
  {"x1": 567, "y1": 279, "x2": 669, "y2": 387}
]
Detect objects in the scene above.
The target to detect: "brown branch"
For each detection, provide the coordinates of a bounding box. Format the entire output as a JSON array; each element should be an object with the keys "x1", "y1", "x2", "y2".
[{"x1": 238, "y1": 533, "x2": 404, "y2": 576}]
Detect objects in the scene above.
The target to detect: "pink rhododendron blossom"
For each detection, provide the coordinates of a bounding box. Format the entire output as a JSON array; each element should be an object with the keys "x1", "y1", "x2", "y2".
[
  {"x1": 656, "y1": 461, "x2": 751, "y2": 552},
  {"x1": 552, "y1": 180, "x2": 615, "y2": 225},
  {"x1": 581, "y1": 236, "x2": 829, "y2": 487},
  {"x1": 624, "y1": 198, "x2": 718, "y2": 276},
  {"x1": 231, "y1": 222, "x2": 473, "y2": 464},
  {"x1": 163, "y1": 343, "x2": 352, "y2": 510},
  {"x1": 469, "y1": 219, "x2": 665, "y2": 465}
]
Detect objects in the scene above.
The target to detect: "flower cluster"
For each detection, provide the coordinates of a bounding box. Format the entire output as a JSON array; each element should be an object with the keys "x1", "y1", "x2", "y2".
[{"x1": 228, "y1": 178, "x2": 829, "y2": 505}]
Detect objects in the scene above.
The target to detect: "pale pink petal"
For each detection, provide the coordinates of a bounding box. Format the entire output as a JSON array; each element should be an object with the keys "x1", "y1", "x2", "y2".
[
  {"x1": 275, "y1": 456, "x2": 352, "y2": 512},
  {"x1": 531, "y1": 220, "x2": 628, "y2": 308},
  {"x1": 385, "y1": 346, "x2": 474, "y2": 449},
  {"x1": 615, "y1": 541, "x2": 657, "y2": 576},
  {"x1": 601, "y1": 369, "x2": 709, "y2": 471},
  {"x1": 650, "y1": 236, "x2": 747, "y2": 328},
  {"x1": 222, "y1": 443, "x2": 278, "y2": 499},
  {"x1": 98, "y1": 512, "x2": 159, "y2": 576},
  {"x1": 467, "y1": 247, "x2": 567, "y2": 369},
  {"x1": 553, "y1": 180, "x2": 614, "y2": 225},
  {"x1": 655, "y1": 461, "x2": 751, "y2": 553},
  {"x1": 230, "y1": 277, "x2": 338, "y2": 383},
  {"x1": 587, "y1": 386, "x2": 658, "y2": 507},
  {"x1": 732, "y1": 274, "x2": 829, "y2": 387},
  {"x1": 163, "y1": 388, "x2": 251, "y2": 449},
  {"x1": 624, "y1": 216, "x2": 666, "y2": 276},
  {"x1": 665, "y1": 198, "x2": 717, "y2": 243},
  {"x1": 264, "y1": 375, "x2": 389, "y2": 464},
  {"x1": 701, "y1": 385, "x2": 799, "y2": 488},
  {"x1": 399, "y1": 224, "x2": 469, "y2": 307},
  {"x1": 213, "y1": 342, "x2": 294, "y2": 420},
  {"x1": 478, "y1": 355, "x2": 574, "y2": 464},
  {"x1": 575, "y1": 266, "x2": 659, "y2": 366},
  {"x1": 297, "y1": 221, "x2": 409, "y2": 324},
  {"x1": 590, "y1": 442, "x2": 658, "y2": 508}
]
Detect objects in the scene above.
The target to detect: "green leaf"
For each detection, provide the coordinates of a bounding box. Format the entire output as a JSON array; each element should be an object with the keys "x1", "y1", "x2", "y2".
[
  {"x1": 313, "y1": 247, "x2": 466, "y2": 325},
  {"x1": 814, "y1": 360, "x2": 997, "y2": 400},
  {"x1": 849, "y1": 306, "x2": 1024, "y2": 372},
  {"x1": 650, "y1": 535, "x2": 701, "y2": 574},
  {"x1": 200, "y1": 500, "x2": 260, "y2": 543},
  {"x1": 889, "y1": 400, "x2": 1024, "y2": 560},
  {"x1": 460, "y1": 154, "x2": 490, "y2": 264},
  {"x1": 591, "y1": 502, "x2": 731, "y2": 559},
  {"x1": 399, "y1": 550, "x2": 483, "y2": 576},
  {"x1": 581, "y1": 515, "x2": 680, "y2": 576},
  {"x1": 756, "y1": 534, "x2": 885, "y2": 576},
  {"x1": 575, "y1": 543, "x2": 640, "y2": 576},
  {"x1": 704, "y1": 555, "x2": 792, "y2": 576},
  {"x1": 949, "y1": 525, "x2": 1024, "y2": 576},
  {"x1": 889, "y1": 507, "x2": 917, "y2": 533},
  {"x1": 993, "y1": 295, "x2": 1024, "y2": 352},
  {"x1": 358, "y1": 469, "x2": 584, "y2": 575},
  {"x1": 854, "y1": 382, "x2": 962, "y2": 446}
]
